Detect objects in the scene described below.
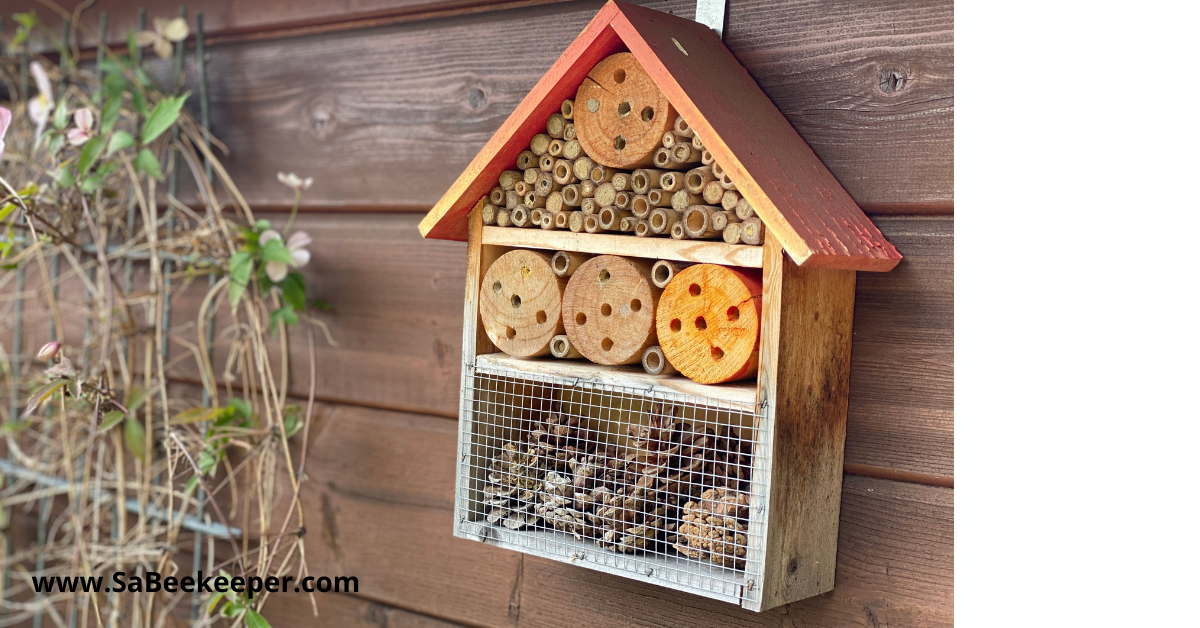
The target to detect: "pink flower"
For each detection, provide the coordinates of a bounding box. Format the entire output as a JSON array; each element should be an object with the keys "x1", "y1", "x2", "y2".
[
  {"x1": 66, "y1": 108, "x2": 94, "y2": 146},
  {"x1": 258, "y1": 229, "x2": 313, "y2": 282},
  {"x1": 0, "y1": 107, "x2": 11, "y2": 160},
  {"x1": 276, "y1": 172, "x2": 313, "y2": 191},
  {"x1": 28, "y1": 61, "x2": 53, "y2": 143},
  {"x1": 38, "y1": 341, "x2": 61, "y2": 361}
]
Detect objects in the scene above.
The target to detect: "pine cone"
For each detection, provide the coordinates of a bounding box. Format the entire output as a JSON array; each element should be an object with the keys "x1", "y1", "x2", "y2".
[
  {"x1": 671, "y1": 488, "x2": 750, "y2": 569},
  {"x1": 484, "y1": 442, "x2": 544, "y2": 529},
  {"x1": 535, "y1": 470, "x2": 598, "y2": 539},
  {"x1": 527, "y1": 401, "x2": 584, "y2": 471}
]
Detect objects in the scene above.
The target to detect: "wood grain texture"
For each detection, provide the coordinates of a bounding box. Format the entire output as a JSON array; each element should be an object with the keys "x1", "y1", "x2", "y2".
[
  {"x1": 484, "y1": 225, "x2": 765, "y2": 267},
  {"x1": 129, "y1": 0, "x2": 950, "y2": 214},
  {"x1": 263, "y1": 590, "x2": 473, "y2": 628},
  {"x1": 293, "y1": 404, "x2": 952, "y2": 626}
]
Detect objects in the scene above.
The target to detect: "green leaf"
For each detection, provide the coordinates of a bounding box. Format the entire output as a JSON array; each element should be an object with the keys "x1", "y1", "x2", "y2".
[
  {"x1": 127, "y1": 387, "x2": 150, "y2": 412},
  {"x1": 126, "y1": 28, "x2": 140, "y2": 60},
  {"x1": 78, "y1": 136, "x2": 105, "y2": 175},
  {"x1": 280, "y1": 272, "x2": 306, "y2": 312},
  {"x1": 101, "y1": 72, "x2": 129, "y2": 104},
  {"x1": 141, "y1": 93, "x2": 189, "y2": 144},
  {"x1": 260, "y1": 238, "x2": 293, "y2": 265},
  {"x1": 228, "y1": 398, "x2": 253, "y2": 421},
  {"x1": 96, "y1": 161, "x2": 120, "y2": 178},
  {"x1": 0, "y1": 204, "x2": 15, "y2": 223},
  {"x1": 80, "y1": 175, "x2": 105, "y2": 194},
  {"x1": 131, "y1": 88, "x2": 148, "y2": 116},
  {"x1": 173, "y1": 407, "x2": 223, "y2": 425},
  {"x1": 123, "y1": 417, "x2": 147, "y2": 461},
  {"x1": 24, "y1": 380, "x2": 72, "y2": 418},
  {"x1": 53, "y1": 98, "x2": 69, "y2": 130},
  {"x1": 255, "y1": 219, "x2": 273, "y2": 231},
  {"x1": 99, "y1": 410, "x2": 126, "y2": 432},
  {"x1": 244, "y1": 608, "x2": 271, "y2": 628},
  {"x1": 269, "y1": 305, "x2": 298, "y2": 335},
  {"x1": 14, "y1": 12, "x2": 38, "y2": 29},
  {"x1": 107, "y1": 131, "x2": 135, "y2": 156},
  {"x1": 54, "y1": 168, "x2": 76, "y2": 189},
  {"x1": 228, "y1": 251, "x2": 253, "y2": 310},
  {"x1": 134, "y1": 148, "x2": 163, "y2": 180},
  {"x1": 47, "y1": 133, "x2": 64, "y2": 153},
  {"x1": 282, "y1": 406, "x2": 304, "y2": 439},
  {"x1": 309, "y1": 297, "x2": 334, "y2": 311}
]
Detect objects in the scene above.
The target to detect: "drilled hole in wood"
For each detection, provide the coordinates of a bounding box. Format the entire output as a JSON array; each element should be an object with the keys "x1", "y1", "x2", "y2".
[
  {"x1": 601, "y1": 303, "x2": 612, "y2": 316},
  {"x1": 670, "y1": 318, "x2": 682, "y2": 332},
  {"x1": 536, "y1": 310, "x2": 547, "y2": 324},
  {"x1": 695, "y1": 316, "x2": 707, "y2": 331},
  {"x1": 614, "y1": 69, "x2": 626, "y2": 83},
  {"x1": 689, "y1": 283, "x2": 701, "y2": 297},
  {"x1": 505, "y1": 326, "x2": 516, "y2": 339},
  {"x1": 726, "y1": 306, "x2": 740, "y2": 321},
  {"x1": 614, "y1": 136, "x2": 626, "y2": 150},
  {"x1": 711, "y1": 346, "x2": 724, "y2": 360},
  {"x1": 601, "y1": 338, "x2": 614, "y2": 351},
  {"x1": 492, "y1": 281, "x2": 502, "y2": 294},
  {"x1": 641, "y1": 107, "x2": 655, "y2": 122},
  {"x1": 576, "y1": 312, "x2": 587, "y2": 325},
  {"x1": 599, "y1": 269, "x2": 611, "y2": 283},
  {"x1": 511, "y1": 295, "x2": 522, "y2": 308},
  {"x1": 617, "y1": 102, "x2": 631, "y2": 117},
  {"x1": 630, "y1": 299, "x2": 641, "y2": 312}
]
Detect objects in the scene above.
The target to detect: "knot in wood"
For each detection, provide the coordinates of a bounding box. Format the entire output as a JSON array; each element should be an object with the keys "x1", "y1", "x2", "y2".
[{"x1": 878, "y1": 68, "x2": 907, "y2": 94}]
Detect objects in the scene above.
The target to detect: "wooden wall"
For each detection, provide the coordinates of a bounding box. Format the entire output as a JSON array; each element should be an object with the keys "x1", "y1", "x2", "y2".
[{"x1": 4, "y1": 0, "x2": 952, "y2": 625}]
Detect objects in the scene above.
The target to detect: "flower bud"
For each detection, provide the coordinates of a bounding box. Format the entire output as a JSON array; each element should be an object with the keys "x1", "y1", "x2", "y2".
[{"x1": 38, "y1": 341, "x2": 61, "y2": 361}]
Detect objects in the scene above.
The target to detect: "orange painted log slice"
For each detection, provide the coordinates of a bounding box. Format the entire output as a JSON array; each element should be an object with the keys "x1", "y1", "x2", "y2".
[
  {"x1": 562, "y1": 255, "x2": 661, "y2": 365},
  {"x1": 574, "y1": 53, "x2": 675, "y2": 169},
  {"x1": 479, "y1": 249, "x2": 567, "y2": 357},
  {"x1": 656, "y1": 264, "x2": 763, "y2": 384}
]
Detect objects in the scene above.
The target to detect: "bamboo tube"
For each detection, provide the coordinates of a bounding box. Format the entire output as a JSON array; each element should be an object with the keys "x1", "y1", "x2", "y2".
[
  {"x1": 552, "y1": 251, "x2": 589, "y2": 277},
  {"x1": 539, "y1": 154, "x2": 555, "y2": 172},
  {"x1": 531, "y1": 133, "x2": 552, "y2": 156},
  {"x1": 740, "y1": 217, "x2": 764, "y2": 245},
  {"x1": 659, "y1": 171, "x2": 684, "y2": 192},
  {"x1": 711, "y1": 161, "x2": 724, "y2": 178},
  {"x1": 661, "y1": 130, "x2": 677, "y2": 148},
  {"x1": 517, "y1": 150, "x2": 537, "y2": 170},
  {"x1": 735, "y1": 197, "x2": 757, "y2": 221},
  {"x1": 719, "y1": 172, "x2": 737, "y2": 191},
  {"x1": 641, "y1": 345, "x2": 678, "y2": 375},
  {"x1": 653, "y1": 146, "x2": 673, "y2": 168},
  {"x1": 554, "y1": 211, "x2": 570, "y2": 229},
  {"x1": 553, "y1": 159, "x2": 577, "y2": 185},
  {"x1": 524, "y1": 191, "x2": 547, "y2": 208},
  {"x1": 683, "y1": 205, "x2": 721, "y2": 239},
  {"x1": 611, "y1": 172, "x2": 632, "y2": 192},
  {"x1": 524, "y1": 168, "x2": 540, "y2": 184},
  {"x1": 550, "y1": 335, "x2": 584, "y2": 359},
  {"x1": 634, "y1": 219, "x2": 652, "y2": 237},
  {"x1": 505, "y1": 190, "x2": 522, "y2": 210},
  {"x1": 584, "y1": 214, "x2": 602, "y2": 233},
  {"x1": 701, "y1": 149, "x2": 715, "y2": 166},
  {"x1": 670, "y1": 222, "x2": 689, "y2": 239},
  {"x1": 510, "y1": 205, "x2": 534, "y2": 228},
  {"x1": 650, "y1": 259, "x2": 692, "y2": 289},
  {"x1": 546, "y1": 191, "x2": 565, "y2": 214},
  {"x1": 589, "y1": 165, "x2": 615, "y2": 184},
  {"x1": 648, "y1": 207, "x2": 681, "y2": 235},
  {"x1": 594, "y1": 182, "x2": 617, "y2": 208},
  {"x1": 546, "y1": 112, "x2": 567, "y2": 139},
  {"x1": 631, "y1": 194, "x2": 653, "y2": 219},
  {"x1": 562, "y1": 184, "x2": 583, "y2": 206},
  {"x1": 514, "y1": 181, "x2": 531, "y2": 196},
  {"x1": 598, "y1": 206, "x2": 632, "y2": 231},
  {"x1": 563, "y1": 139, "x2": 583, "y2": 160},
  {"x1": 548, "y1": 139, "x2": 565, "y2": 157},
  {"x1": 631, "y1": 169, "x2": 666, "y2": 194},
  {"x1": 540, "y1": 212, "x2": 554, "y2": 229},
  {"x1": 580, "y1": 179, "x2": 596, "y2": 198},
  {"x1": 499, "y1": 170, "x2": 521, "y2": 189},
  {"x1": 490, "y1": 187, "x2": 505, "y2": 205},
  {"x1": 479, "y1": 249, "x2": 567, "y2": 357},
  {"x1": 561, "y1": 255, "x2": 662, "y2": 365},
  {"x1": 482, "y1": 203, "x2": 498, "y2": 225},
  {"x1": 581, "y1": 198, "x2": 597, "y2": 215},
  {"x1": 535, "y1": 172, "x2": 561, "y2": 197},
  {"x1": 563, "y1": 123, "x2": 576, "y2": 141},
  {"x1": 568, "y1": 211, "x2": 585, "y2": 232},
  {"x1": 620, "y1": 216, "x2": 639, "y2": 233},
  {"x1": 647, "y1": 189, "x2": 672, "y2": 207},
  {"x1": 691, "y1": 133, "x2": 705, "y2": 150},
  {"x1": 671, "y1": 143, "x2": 702, "y2": 165},
  {"x1": 561, "y1": 99, "x2": 575, "y2": 120},
  {"x1": 573, "y1": 156, "x2": 594, "y2": 182},
  {"x1": 656, "y1": 264, "x2": 762, "y2": 383},
  {"x1": 614, "y1": 191, "x2": 632, "y2": 210},
  {"x1": 684, "y1": 166, "x2": 714, "y2": 194},
  {"x1": 530, "y1": 208, "x2": 545, "y2": 224},
  {"x1": 722, "y1": 223, "x2": 742, "y2": 244},
  {"x1": 671, "y1": 190, "x2": 703, "y2": 211},
  {"x1": 497, "y1": 208, "x2": 512, "y2": 227},
  {"x1": 673, "y1": 115, "x2": 694, "y2": 138},
  {"x1": 702, "y1": 181, "x2": 725, "y2": 205},
  {"x1": 710, "y1": 210, "x2": 731, "y2": 232},
  {"x1": 721, "y1": 190, "x2": 741, "y2": 211}
]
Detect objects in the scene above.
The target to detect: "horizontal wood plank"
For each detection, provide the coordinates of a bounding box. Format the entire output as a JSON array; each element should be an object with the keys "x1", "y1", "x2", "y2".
[
  {"x1": 131, "y1": 0, "x2": 951, "y2": 213},
  {"x1": 483, "y1": 226, "x2": 765, "y2": 267},
  {"x1": 294, "y1": 404, "x2": 952, "y2": 626},
  {"x1": 262, "y1": 590, "x2": 472, "y2": 628}
]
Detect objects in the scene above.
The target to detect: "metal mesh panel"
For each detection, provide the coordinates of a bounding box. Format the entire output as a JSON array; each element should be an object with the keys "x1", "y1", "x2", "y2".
[{"x1": 456, "y1": 360, "x2": 769, "y2": 605}]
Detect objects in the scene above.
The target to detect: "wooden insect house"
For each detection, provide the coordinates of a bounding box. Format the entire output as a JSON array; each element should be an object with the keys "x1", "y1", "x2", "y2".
[{"x1": 418, "y1": 0, "x2": 901, "y2": 612}]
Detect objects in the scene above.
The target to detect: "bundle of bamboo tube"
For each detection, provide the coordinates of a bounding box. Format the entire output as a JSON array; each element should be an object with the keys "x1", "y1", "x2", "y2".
[{"x1": 477, "y1": 93, "x2": 765, "y2": 247}]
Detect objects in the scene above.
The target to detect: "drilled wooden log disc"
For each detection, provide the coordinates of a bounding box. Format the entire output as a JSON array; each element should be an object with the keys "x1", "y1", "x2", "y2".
[
  {"x1": 656, "y1": 264, "x2": 763, "y2": 384},
  {"x1": 562, "y1": 255, "x2": 661, "y2": 365},
  {"x1": 574, "y1": 53, "x2": 675, "y2": 169},
  {"x1": 479, "y1": 250, "x2": 566, "y2": 357}
]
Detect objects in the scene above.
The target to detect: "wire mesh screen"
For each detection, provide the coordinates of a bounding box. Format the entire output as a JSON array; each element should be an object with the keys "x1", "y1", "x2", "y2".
[{"x1": 455, "y1": 360, "x2": 769, "y2": 604}]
